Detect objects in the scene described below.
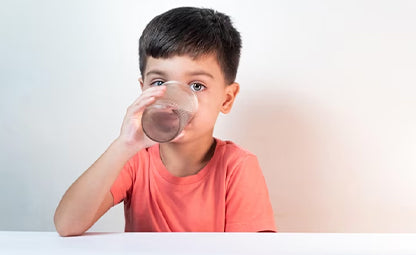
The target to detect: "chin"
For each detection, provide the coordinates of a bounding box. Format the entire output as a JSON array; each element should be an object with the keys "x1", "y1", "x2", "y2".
[{"x1": 169, "y1": 131, "x2": 186, "y2": 143}]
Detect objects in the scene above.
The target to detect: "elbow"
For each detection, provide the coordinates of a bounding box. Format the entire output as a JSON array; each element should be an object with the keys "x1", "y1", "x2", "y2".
[
  {"x1": 54, "y1": 211, "x2": 85, "y2": 237},
  {"x1": 55, "y1": 225, "x2": 84, "y2": 237},
  {"x1": 54, "y1": 220, "x2": 85, "y2": 237}
]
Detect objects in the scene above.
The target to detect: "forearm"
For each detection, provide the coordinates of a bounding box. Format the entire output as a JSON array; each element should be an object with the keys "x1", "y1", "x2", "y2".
[
  {"x1": 54, "y1": 138, "x2": 140, "y2": 235},
  {"x1": 54, "y1": 86, "x2": 164, "y2": 236}
]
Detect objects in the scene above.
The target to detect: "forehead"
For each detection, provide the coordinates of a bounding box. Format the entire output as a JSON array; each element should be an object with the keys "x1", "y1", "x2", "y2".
[{"x1": 144, "y1": 54, "x2": 224, "y2": 82}]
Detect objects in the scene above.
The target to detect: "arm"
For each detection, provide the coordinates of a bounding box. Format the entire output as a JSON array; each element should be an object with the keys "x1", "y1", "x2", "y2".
[{"x1": 54, "y1": 85, "x2": 166, "y2": 237}]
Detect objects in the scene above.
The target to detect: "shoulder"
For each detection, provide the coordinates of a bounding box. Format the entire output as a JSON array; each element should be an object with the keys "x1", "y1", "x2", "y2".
[
  {"x1": 214, "y1": 138, "x2": 260, "y2": 174},
  {"x1": 215, "y1": 138, "x2": 257, "y2": 161}
]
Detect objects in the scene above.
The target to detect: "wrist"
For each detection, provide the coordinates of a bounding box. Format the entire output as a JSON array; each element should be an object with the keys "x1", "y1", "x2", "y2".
[{"x1": 111, "y1": 137, "x2": 144, "y2": 159}]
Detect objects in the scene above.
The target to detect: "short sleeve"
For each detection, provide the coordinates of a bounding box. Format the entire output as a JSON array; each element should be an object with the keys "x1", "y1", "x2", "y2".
[
  {"x1": 225, "y1": 154, "x2": 276, "y2": 232},
  {"x1": 110, "y1": 153, "x2": 139, "y2": 205}
]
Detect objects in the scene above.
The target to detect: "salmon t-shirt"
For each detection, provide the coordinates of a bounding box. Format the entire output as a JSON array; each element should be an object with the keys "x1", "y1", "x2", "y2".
[{"x1": 110, "y1": 138, "x2": 276, "y2": 232}]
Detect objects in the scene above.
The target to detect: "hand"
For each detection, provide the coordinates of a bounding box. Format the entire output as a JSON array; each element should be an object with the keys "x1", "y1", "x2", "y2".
[{"x1": 116, "y1": 85, "x2": 167, "y2": 151}]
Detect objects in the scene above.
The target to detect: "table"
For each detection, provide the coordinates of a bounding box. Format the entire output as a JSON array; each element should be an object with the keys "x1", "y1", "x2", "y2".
[{"x1": 1, "y1": 231, "x2": 415, "y2": 254}]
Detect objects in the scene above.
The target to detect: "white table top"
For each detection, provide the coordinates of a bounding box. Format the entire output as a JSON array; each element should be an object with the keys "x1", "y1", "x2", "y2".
[{"x1": 1, "y1": 231, "x2": 415, "y2": 255}]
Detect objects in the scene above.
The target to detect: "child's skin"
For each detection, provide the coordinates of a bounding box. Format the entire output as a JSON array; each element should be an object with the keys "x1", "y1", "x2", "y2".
[
  {"x1": 54, "y1": 52, "x2": 239, "y2": 236},
  {"x1": 141, "y1": 54, "x2": 239, "y2": 177}
]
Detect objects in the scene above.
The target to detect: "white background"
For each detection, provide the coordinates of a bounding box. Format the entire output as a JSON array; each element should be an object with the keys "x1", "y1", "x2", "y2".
[{"x1": 0, "y1": 0, "x2": 415, "y2": 232}]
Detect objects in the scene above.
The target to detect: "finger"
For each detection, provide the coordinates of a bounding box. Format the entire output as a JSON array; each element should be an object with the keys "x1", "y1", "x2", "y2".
[
  {"x1": 126, "y1": 96, "x2": 157, "y2": 116},
  {"x1": 130, "y1": 86, "x2": 166, "y2": 108}
]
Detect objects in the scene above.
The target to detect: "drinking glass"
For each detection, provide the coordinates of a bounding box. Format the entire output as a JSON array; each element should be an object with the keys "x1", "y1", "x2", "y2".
[{"x1": 141, "y1": 81, "x2": 198, "y2": 143}]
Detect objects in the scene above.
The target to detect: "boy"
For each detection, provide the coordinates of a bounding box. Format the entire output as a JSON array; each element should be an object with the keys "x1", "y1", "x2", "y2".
[{"x1": 54, "y1": 7, "x2": 276, "y2": 236}]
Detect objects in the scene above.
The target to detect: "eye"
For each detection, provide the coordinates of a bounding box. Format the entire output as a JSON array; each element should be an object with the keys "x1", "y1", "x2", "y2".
[
  {"x1": 150, "y1": 80, "x2": 165, "y2": 86},
  {"x1": 190, "y1": 82, "x2": 206, "y2": 92}
]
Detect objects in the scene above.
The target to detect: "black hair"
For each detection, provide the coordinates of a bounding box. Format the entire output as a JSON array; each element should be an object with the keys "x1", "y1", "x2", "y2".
[{"x1": 139, "y1": 7, "x2": 242, "y2": 84}]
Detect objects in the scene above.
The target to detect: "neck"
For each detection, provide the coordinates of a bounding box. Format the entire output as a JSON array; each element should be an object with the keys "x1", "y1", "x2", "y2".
[{"x1": 159, "y1": 136, "x2": 216, "y2": 177}]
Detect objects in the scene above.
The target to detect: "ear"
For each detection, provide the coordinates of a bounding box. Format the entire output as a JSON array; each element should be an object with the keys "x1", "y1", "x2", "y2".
[
  {"x1": 220, "y1": 82, "x2": 240, "y2": 114},
  {"x1": 139, "y1": 77, "x2": 144, "y2": 90}
]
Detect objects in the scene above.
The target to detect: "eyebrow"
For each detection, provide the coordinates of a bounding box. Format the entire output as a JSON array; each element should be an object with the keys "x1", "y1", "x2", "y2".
[
  {"x1": 187, "y1": 71, "x2": 214, "y2": 79},
  {"x1": 145, "y1": 70, "x2": 167, "y2": 77},
  {"x1": 145, "y1": 69, "x2": 214, "y2": 79}
]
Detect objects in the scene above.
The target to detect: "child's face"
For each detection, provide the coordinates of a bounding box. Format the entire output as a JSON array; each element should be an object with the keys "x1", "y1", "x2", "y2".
[{"x1": 140, "y1": 53, "x2": 239, "y2": 143}]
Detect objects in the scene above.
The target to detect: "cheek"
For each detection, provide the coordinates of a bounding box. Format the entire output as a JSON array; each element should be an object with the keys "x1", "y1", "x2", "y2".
[
  {"x1": 197, "y1": 92, "x2": 224, "y2": 111},
  {"x1": 193, "y1": 101, "x2": 220, "y2": 124}
]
